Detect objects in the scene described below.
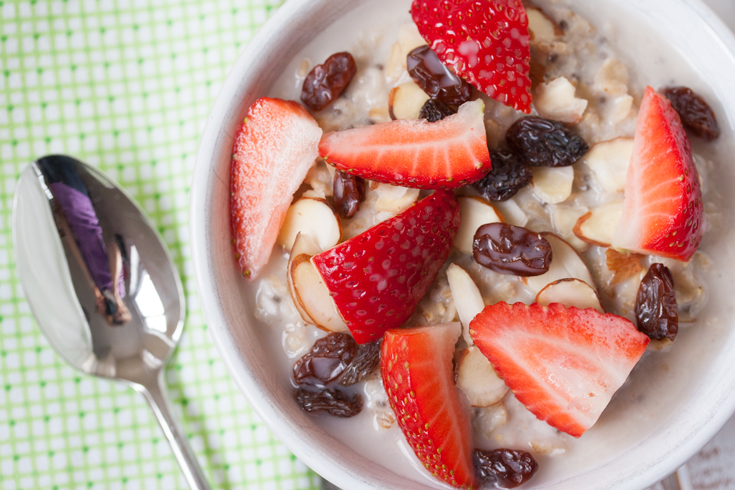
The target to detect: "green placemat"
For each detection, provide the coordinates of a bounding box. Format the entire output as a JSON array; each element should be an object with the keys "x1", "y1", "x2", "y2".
[{"x1": 0, "y1": 0, "x2": 321, "y2": 488}]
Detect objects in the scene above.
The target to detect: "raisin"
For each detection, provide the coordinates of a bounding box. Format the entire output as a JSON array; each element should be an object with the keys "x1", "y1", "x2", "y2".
[
  {"x1": 407, "y1": 45, "x2": 472, "y2": 106},
  {"x1": 333, "y1": 171, "x2": 365, "y2": 219},
  {"x1": 301, "y1": 52, "x2": 357, "y2": 112},
  {"x1": 293, "y1": 333, "x2": 358, "y2": 387},
  {"x1": 473, "y1": 223, "x2": 552, "y2": 276},
  {"x1": 419, "y1": 99, "x2": 455, "y2": 122},
  {"x1": 635, "y1": 263, "x2": 678, "y2": 341},
  {"x1": 506, "y1": 116, "x2": 589, "y2": 167},
  {"x1": 294, "y1": 388, "x2": 363, "y2": 417},
  {"x1": 662, "y1": 86, "x2": 720, "y2": 141},
  {"x1": 472, "y1": 150, "x2": 533, "y2": 201},
  {"x1": 340, "y1": 340, "x2": 381, "y2": 386},
  {"x1": 474, "y1": 449, "x2": 538, "y2": 488}
]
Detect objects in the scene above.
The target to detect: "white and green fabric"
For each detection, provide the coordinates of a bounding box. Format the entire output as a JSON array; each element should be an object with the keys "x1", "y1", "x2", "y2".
[{"x1": 0, "y1": 1, "x2": 321, "y2": 488}]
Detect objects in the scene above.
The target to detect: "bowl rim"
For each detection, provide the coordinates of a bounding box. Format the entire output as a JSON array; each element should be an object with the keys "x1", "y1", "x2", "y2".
[{"x1": 190, "y1": 0, "x2": 735, "y2": 488}]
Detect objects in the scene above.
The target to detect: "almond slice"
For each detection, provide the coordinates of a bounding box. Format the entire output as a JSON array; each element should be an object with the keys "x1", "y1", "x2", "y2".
[
  {"x1": 531, "y1": 166, "x2": 574, "y2": 204},
  {"x1": 535, "y1": 278, "x2": 605, "y2": 313},
  {"x1": 527, "y1": 7, "x2": 563, "y2": 44},
  {"x1": 525, "y1": 232, "x2": 596, "y2": 294},
  {"x1": 583, "y1": 138, "x2": 634, "y2": 193},
  {"x1": 534, "y1": 77, "x2": 588, "y2": 124},
  {"x1": 455, "y1": 197, "x2": 505, "y2": 255},
  {"x1": 398, "y1": 22, "x2": 427, "y2": 65},
  {"x1": 389, "y1": 82, "x2": 430, "y2": 120},
  {"x1": 385, "y1": 41, "x2": 404, "y2": 82},
  {"x1": 373, "y1": 183, "x2": 420, "y2": 214},
  {"x1": 287, "y1": 233, "x2": 348, "y2": 333},
  {"x1": 456, "y1": 346, "x2": 509, "y2": 407},
  {"x1": 446, "y1": 263, "x2": 485, "y2": 345},
  {"x1": 291, "y1": 257, "x2": 349, "y2": 333},
  {"x1": 573, "y1": 202, "x2": 623, "y2": 247},
  {"x1": 277, "y1": 197, "x2": 342, "y2": 252},
  {"x1": 605, "y1": 248, "x2": 645, "y2": 286}
]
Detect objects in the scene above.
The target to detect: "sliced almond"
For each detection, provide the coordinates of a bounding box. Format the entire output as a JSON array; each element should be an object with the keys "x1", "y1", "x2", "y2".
[
  {"x1": 398, "y1": 23, "x2": 427, "y2": 65},
  {"x1": 289, "y1": 254, "x2": 349, "y2": 333},
  {"x1": 549, "y1": 204, "x2": 589, "y2": 252},
  {"x1": 605, "y1": 94, "x2": 634, "y2": 125},
  {"x1": 605, "y1": 248, "x2": 645, "y2": 286},
  {"x1": 373, "y1": 183, "x2": 420, "y2": 214},
  {"x1": 385, "y1": 41, "x2": 404, "y2": 82},
  {"x1": 534, "y1": 77, "x2": 588, "y2": 124},
  {"x1": 456, "y1": 346, "x2": 509, "y2": 407},
  {"x1": 287, "y1": 233, "x2": 321, "y2": 324},
  {"x1": 493, "y1": 199, "x2": 528, "y2": 227},
  {"x1": 446, "y1": 263, "x2": 485, "y2": 345},
  {"x1": 573, "y1": 202, "x2": 623, "y2": 247},
  {"x1": 527, "y1": 7, "x2": 563, "y2": 44},
  {"x1": 277, "y1": 197, "x2": 342, "y2": 252},
  {"x1": 531, "y1": 166, "x2": 574, "y2": 204},
  {"x1": 369, "y1": 106, "x2": 391, "y2": 124},
  {"x1": 389, "y1": 82, "x2": 430, "y2": 120},
  {"x1": 525, "y1": 232, "x2": 596, "y2": 294},
  {"x1": 583, "y1": 137, "x2": 634, "y2": 193},
  {"x1": 455, "y1": 197, "x2": 504, "y2": 255},
  {"x1": 535, "y1": 278, "x2": 605, "y2": 313}
]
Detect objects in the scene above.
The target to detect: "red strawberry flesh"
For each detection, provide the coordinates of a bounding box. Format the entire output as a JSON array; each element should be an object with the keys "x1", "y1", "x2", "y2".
[
  {"x1": 411, "y1": 0, "x2": 532, "y2": 113},
  {"x1": 612, "y1": 86, "x2": 704, "y2": 261},
  {"x1": 230, "y1": 97, "x2": 322, "y2": 279},
  {"x1": 319, "y1": 99, "x2": 490, "y2": 189},
  {"x1": 311, "y1": 191, "x2": 460, "y2": 344},
  {"x1": 382, "y1": 323, "x2": 478, "y2": 489},
  {"x1": 470, "y1": 302, "x2": 650, "y2": 438}
]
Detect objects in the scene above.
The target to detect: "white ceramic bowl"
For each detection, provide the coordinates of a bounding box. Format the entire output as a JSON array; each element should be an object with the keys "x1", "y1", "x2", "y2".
[{"x1": 191, "y1": 1, "x2": 735, "y2": 488}]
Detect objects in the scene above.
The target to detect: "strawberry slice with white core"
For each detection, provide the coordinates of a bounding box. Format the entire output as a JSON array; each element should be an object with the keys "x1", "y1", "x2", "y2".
[
  {"x1": 411, "y1": 0, "x2": 532, "y2": 113},
  {"x1": 612, "y1": 86, "x2": 704, "y2": 262},
  {"x1": 319, "y1": 99, "x2": 490, "y2": 189},
  {"x1": 470, "y1": 302, "x2": 650, "y2": 438},
  {"x1": 230, "y1": 97, "x2": 322, "y2": 279},
  {"x1": 382, "y1": 323, "x2": 479, "y2": 489},
  {"x1": 312, "y1": 191, "x2": 460, "y2": 344}
]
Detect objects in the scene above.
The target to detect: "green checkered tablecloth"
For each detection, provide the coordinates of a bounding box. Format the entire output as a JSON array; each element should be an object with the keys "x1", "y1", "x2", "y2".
[{"x1": 0, "y1": 1, "x2": 322, "y2": 489}]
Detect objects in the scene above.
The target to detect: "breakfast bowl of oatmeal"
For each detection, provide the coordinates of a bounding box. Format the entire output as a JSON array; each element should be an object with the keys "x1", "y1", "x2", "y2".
[{"x1": 190, "y1": 0, "x2": 735, "y2": 488}]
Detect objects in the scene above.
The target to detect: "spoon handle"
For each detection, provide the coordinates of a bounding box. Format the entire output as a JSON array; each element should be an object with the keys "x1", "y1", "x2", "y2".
[{"x1": 136, "y1": 371, "x2": 211, "y2": 490}]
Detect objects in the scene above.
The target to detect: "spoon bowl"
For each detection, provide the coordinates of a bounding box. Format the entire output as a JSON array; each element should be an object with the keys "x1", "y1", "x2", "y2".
[{"x1": 13, "y1": 154, "x2": 209, "y2": 490}]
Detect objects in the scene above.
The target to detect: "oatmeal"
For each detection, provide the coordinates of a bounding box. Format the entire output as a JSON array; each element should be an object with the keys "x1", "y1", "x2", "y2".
[{"x1": 229, "y1": 0, "x2": 724, "y2": 487}]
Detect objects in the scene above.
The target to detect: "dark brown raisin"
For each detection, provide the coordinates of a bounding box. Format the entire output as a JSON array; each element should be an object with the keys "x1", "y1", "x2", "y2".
[
  {"x1": 293, "y1": 333, "x2": 358, "y2": 387},
  {"x1": 662, "y1": 86, "x2": 720, "y2": 141},
  {"x1": 294, "y1": 388, "x2": 362, "y2": 417},
  {"x1": 418, "y1": 98, "x2": 455, "y2": 122},
  {"x1": 635, "y1": 263, "x2": 678, "y2": 341},
  {"x1": 473, "y1": 223, "x2": 552, "y2": 276},
  {"x1": 472, "y1": 150, "x2": 533, "y2": 201},
  {"x1": 301, "y1": 52, "x2": 357, "y2": 112},
  {"x1": 407, "y1": 45, "x2": 472, "y2": 106},
  {"x1": 474, "y1": 449, "x2": 538, "y2": 488},
  {"x1": 419, "y1": 99, "x2": 455, "y2": 122},
  {"x1": 340, "y1": 340, "x2": 381, "y2": 386},
  {"x1": 506, "y1": 116, "x2": 589, "y2": 167},
  {"x1": 333, "y1": 171, "x2": 365, "y2": 219}
]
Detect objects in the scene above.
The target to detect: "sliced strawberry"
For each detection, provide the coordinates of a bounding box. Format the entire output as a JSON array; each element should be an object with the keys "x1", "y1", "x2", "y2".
[
  {"x1": 382, "y1": 323, "x2": 478, "y2": 489},
  {"x1": 612, "y1": 86, "x2": 704, "y2": 261},
  {"x1": 411, "y1": 0, "x2": 532, "y2": 113},
  {"x1": 230, "y1": 97, "x2": 322, "y2": 279},
  {"x1": 470, "y1": 302, "x2": 650, "y2": 438},
  {"x1": 312, "y1": 191, "x2": 460, "y2": 343},
  {"x1": 319, "y1": 99, "x2": 490, "y2": 189}
]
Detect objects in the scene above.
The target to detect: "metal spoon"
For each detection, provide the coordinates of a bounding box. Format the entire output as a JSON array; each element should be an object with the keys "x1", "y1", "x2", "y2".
[{"x1": 12, "y1": 155, "x2": 210, "y2": 490}]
